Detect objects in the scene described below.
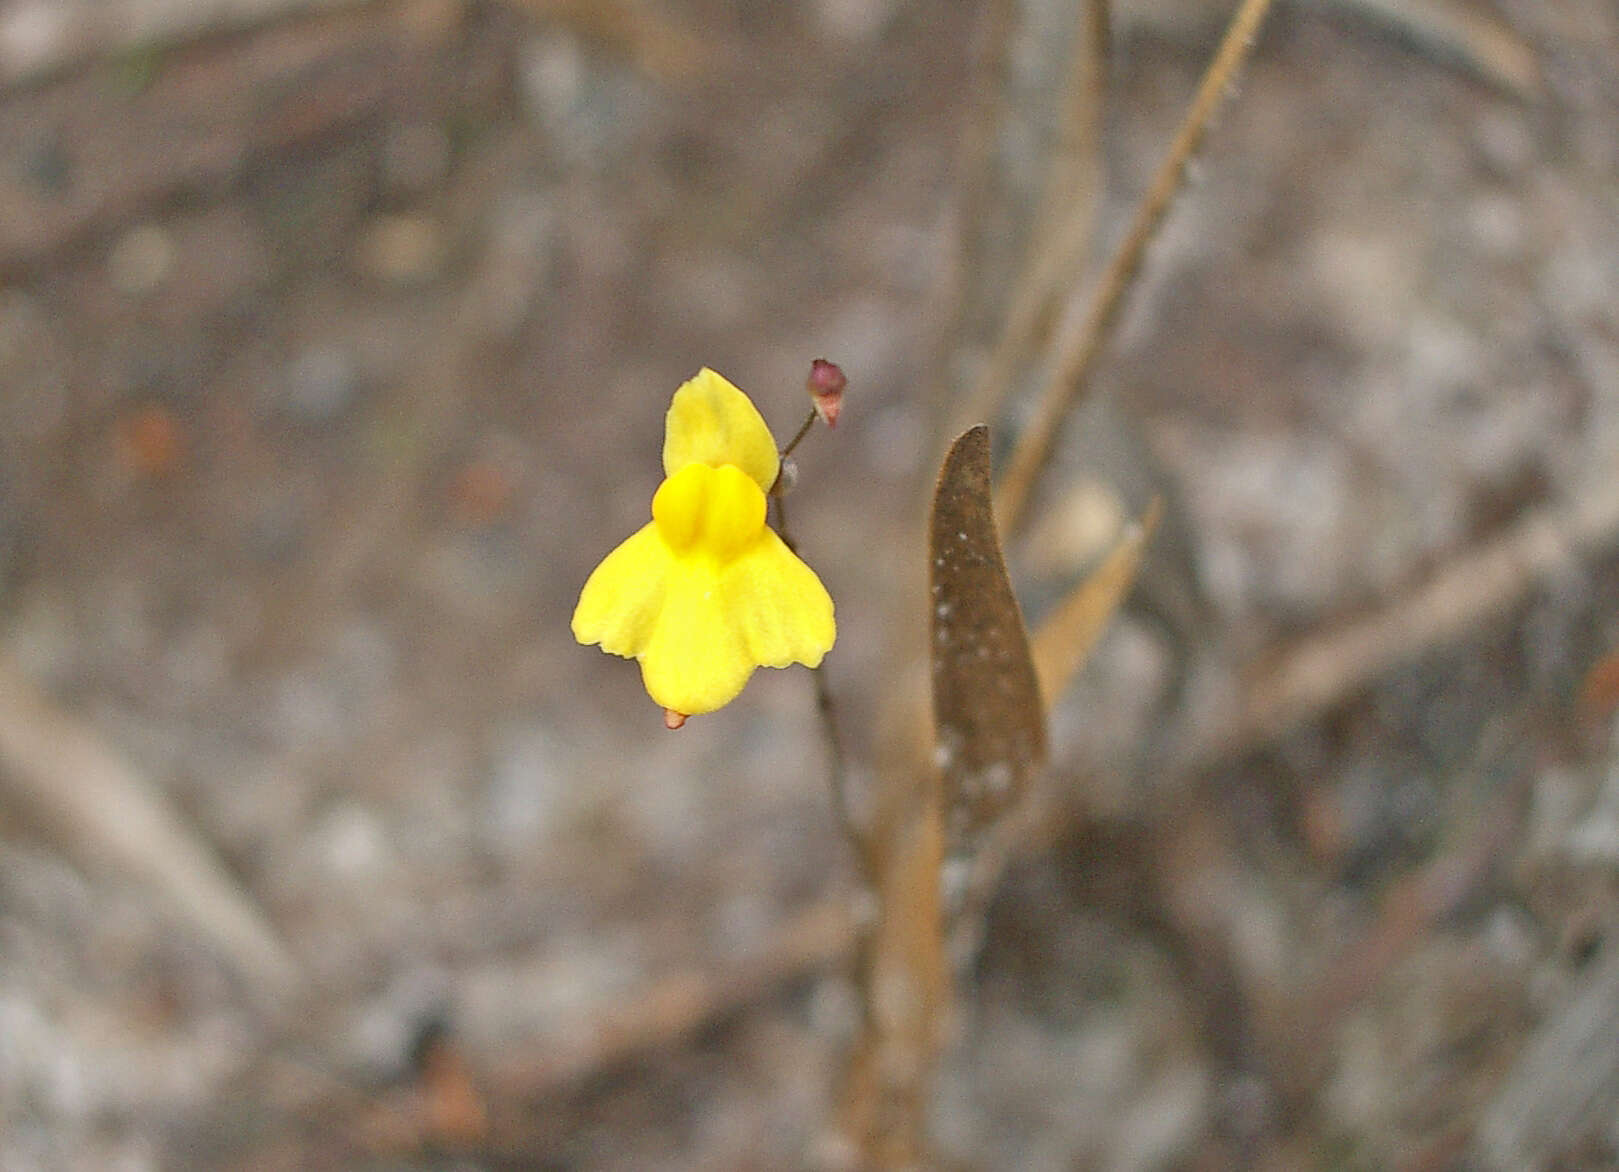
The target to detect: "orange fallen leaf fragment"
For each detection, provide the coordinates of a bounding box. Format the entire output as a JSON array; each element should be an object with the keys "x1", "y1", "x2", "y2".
[
  {"x1": 1579, "y1": 647, "x2": 1619, "y2": 722},
  {"x1": 449, "y1": 456, "x2": 518, "y2": 526},
  {"x1": 116, "y1": 405, "x2": 183, "y2": 479},
  {"x1": 418, "y1": 1030, "x2": 488, "y2": 1148}
]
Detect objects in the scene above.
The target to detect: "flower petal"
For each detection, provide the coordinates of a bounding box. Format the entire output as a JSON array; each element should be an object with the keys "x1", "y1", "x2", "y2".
[
  {"x1": 639, "y1": 560, "x2": 755, "y2": 715},
  {"x1": 654, "y1": 461, "x2": 767, "y2": 558},
  {"x1": 662, "y1": 368, "x2": 780, "y2": 492},
  {"x1": 721, "y1": 530, "x2": 836, "y2": 669},
  {"x1": 571, "y1": 523, "x2": 671, "y2": 657}
]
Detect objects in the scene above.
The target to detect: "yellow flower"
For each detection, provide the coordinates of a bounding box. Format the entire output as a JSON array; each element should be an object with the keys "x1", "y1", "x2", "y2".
[{"x1": 572, "y1": 368, "x2": 836, "y2": 720}]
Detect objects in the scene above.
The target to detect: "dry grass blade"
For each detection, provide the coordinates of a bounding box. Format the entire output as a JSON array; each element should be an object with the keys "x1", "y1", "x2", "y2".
[
  {"x1": 1225, "y1": 478, "x2": 1619, "y2": 758},
  {"x1": 1473, "y1": 938, "x2": 1619, "y2": 1169},
  {"x1": 1030, "y1": 496, "x2": 1161, "y2": 704},
  {"x1": 928, "y1": 0, "x2": 1017, "y2": 362},
  {"x1": 0, "y1": 657, "x2": 300, "y2": 1006},
  {"x1": 0, "y1": 0, "x2": 375, "y2": 90},
  {"x1": 950, "y1": 0, "x2": 1112, "y2": 445},
  {"x1": 1336, "y1": 0, "x2": 1540, "y2": 97},
  {"x1": 838, "y1": 803, "x2": 950, "y2": 1169},
  {"x1": 931, "y1": 425, "x2": 1048, "y2": 854},
  {"x1": 995, "y1": 0, "x2": 1279, "y2": 534}
]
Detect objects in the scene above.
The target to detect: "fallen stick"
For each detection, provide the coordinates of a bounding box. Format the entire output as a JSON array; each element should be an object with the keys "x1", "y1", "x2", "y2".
[
  {"x1": 0, "y1": 0, "x2": 475, "y2": 274},
  {"x1": 0, "y1": 0, "x2": 381, "y2": 91},
  {"x1": 484, "y1": 899, "x2": 853, "y2": 1101},
  {"x1": 1472, "y1": 936, "x2": 1619, "y2": 1169},
  {"x1": 0, "y1": 656, "x2": 301, "y2": 1005},
  {"x1": 1192, "y1": 477, "x2": 1619, "y2": 770}
]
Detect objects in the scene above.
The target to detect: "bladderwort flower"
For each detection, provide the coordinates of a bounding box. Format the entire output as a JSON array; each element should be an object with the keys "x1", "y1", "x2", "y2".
[{"x1": 572, "y1": 368, "x2": 836, "y2": 727}]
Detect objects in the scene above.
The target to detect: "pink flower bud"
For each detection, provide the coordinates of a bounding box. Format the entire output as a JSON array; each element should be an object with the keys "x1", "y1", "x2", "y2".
[{"x1": 807, "y1": 359, "x2": 845, "y2": 428}]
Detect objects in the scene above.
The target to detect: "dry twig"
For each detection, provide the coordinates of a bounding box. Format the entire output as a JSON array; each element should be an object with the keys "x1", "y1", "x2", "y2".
[
  {"x1": 950, "y1": 0, "x2": 1112, "y2": 445},
  {"x1": 1473, "y1": 919, "x2": 1619, "y2": 1168},
  {"x1": 1195, "y1": 478, "x2": 1619, "y2": 768},
  {"x1": 1332, "y1": 0, "x2": 1540, "y2": 97},
  {"x1": 0, "y1": 0, "x2": 381, "y2": 90},
  {"x1": 0, "y1": 0, "x2": 483, "y2": 274},
  {"x1": 995, "y1": 0, "x2": 1278, "y2": 533},
  {"x1": 925, "y1": 0, "x2": 1019, "y2": 421},
  {"x1": 1030, "y1": 495, "x2": 1160, "y2": 704},
  {"x1": 486, "y1": 900, "x2": 854, "y2": 1101},
  {"x1": 0, "y1": 657, "x2": 300, "y2": 1004}
]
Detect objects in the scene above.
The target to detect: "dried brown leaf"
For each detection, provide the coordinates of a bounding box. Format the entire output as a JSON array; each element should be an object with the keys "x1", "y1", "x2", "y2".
[
  {"x1": 1030, "y1": 496, "x2": 1161, "y2": 704},
  {"x1": 929, "y1": 425, "x2": 1047, "y2": 853}
]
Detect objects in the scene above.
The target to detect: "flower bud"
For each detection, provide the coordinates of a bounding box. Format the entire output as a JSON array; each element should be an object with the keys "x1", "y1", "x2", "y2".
[{"x1": 807, "y1": 359, "x2": 845, "y2": 428}]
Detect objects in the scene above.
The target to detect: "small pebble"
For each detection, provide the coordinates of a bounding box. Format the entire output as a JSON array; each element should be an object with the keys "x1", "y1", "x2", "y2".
[
  {"x1": 284, "y1": 344, "x2": 360, "y2": 423},
  {"x1": 114, "y1": 405, "x2": 183, "y2": 479},
  {"x1": 1466, "y1": 191, "x2": 1527, "y2": 260},
  {"x1": 0, "y1": 1, "x2": 72, "y2": 84},
  {"x1": 813, "y1": 0, "x2": 897, "y2": 45},
  {"x1": 357, "y1": 213, "x2": 447, "y2": 286},
  {"x1": 107, "y1": 224, "x2": 176, "y2": 296},
  {"x1": 520, "y1": 34, "x2": 586, "y2": 132},
  {"x1": 483, "y1": 724, "x2": 572, "y2": 851},
  {"x1": 317, "y1": 802, "x2": 392, "y2": 878},
  {"x1": 518, "y1": 32, "x2": 646, "y2": 170}
]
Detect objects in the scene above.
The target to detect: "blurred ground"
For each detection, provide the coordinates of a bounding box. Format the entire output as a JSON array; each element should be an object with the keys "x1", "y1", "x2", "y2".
[{"x1": 0, "y1": 0, "x2": 1617, "y2": 1168}]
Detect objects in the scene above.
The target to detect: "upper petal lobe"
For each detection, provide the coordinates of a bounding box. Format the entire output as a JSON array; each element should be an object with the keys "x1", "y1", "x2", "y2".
[{"x1": 662, "y1": 369, "x2": 780, "y2": 492}]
